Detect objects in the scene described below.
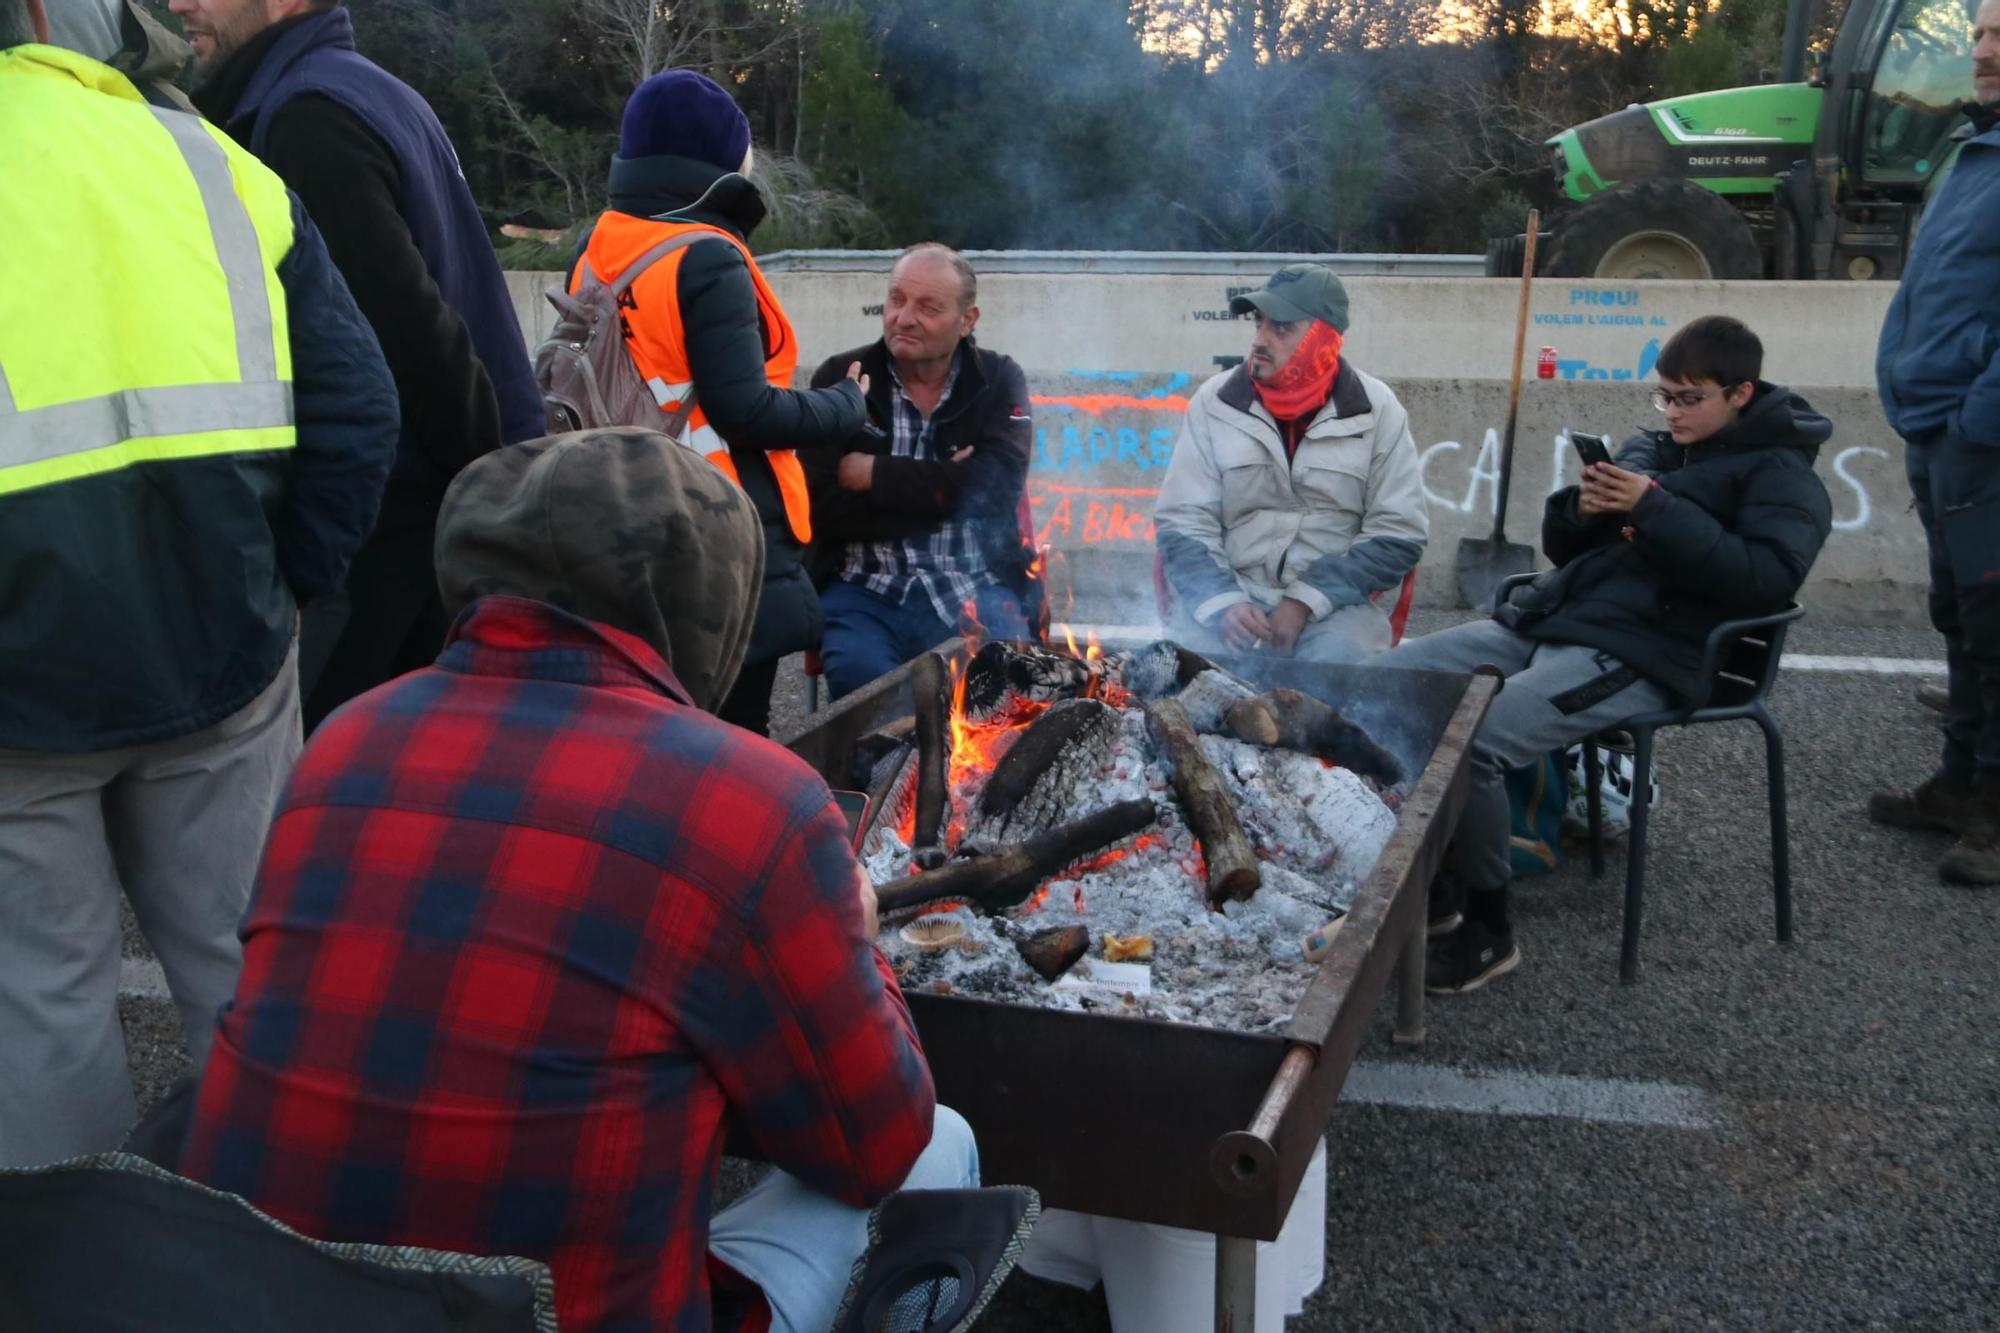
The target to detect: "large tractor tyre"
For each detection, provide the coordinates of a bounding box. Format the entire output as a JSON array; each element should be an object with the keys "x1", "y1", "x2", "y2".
[
  {"x1": 1544, "y1": 178, "x2": 1763, "y2": 280},
  {"x1": 1485, "y1": 235, "x2": 1525, "y2": 277}
]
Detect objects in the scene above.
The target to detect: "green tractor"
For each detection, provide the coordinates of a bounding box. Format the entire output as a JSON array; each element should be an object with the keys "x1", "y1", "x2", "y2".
[{"x1": 1488, "y1": 0, "x2": 1979, "y2": 280}]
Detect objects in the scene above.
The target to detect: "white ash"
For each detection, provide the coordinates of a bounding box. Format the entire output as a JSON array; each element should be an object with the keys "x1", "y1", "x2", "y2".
[
  {"x1": 876, "y1": 702, "x2": 1395, "y2": 1033},
  {"x1": 1199, "y1": 735, "x2": 1396, "y2": 884}
]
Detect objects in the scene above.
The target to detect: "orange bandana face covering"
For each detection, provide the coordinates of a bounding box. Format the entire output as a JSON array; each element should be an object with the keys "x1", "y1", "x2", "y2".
[{"x1": 1252, "y1": 322, "x2": 1343, "y2": 422}]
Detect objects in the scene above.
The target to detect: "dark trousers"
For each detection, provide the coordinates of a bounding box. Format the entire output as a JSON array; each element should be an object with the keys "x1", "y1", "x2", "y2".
[
  {"x1": 300, "y1": 516, "x2": 447, "y2": 734},
  {"x1": 820, "y1": 580, "x2": 1030, "y2": 702},
  {"x1": 1908, "y1": 427, "x2": 2000, "y2": 782},
  {"x1": 716, "y1": 659, "x2": 781, "y2": 738}
]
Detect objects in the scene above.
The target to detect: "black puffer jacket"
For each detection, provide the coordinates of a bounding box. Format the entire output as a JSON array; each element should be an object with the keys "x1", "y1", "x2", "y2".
[
  {"x1": 592, "y1": 153, "x2": 866, "y2": 664},
  {"x1": 802, "y1": 338, "x2": 1035, "y2": 596},
  {"x1": 1496, "y1": 383, "x2": 1834, "y2": 699}
]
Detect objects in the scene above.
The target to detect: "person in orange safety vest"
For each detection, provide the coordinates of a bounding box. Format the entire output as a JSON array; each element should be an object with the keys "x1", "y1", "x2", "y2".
[{"x1": 572, "y1": 69, "x2": 867, "y2": 735}]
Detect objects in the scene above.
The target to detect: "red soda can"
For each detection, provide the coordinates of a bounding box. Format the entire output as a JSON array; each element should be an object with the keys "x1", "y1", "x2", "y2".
[{"x1": 1536, "y1": 346, "x2": 1557, "y2": 379}]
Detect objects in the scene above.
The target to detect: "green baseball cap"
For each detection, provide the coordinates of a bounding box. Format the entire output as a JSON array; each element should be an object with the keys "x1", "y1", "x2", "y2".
[{"x1": 1228, "y1": 263, "x2": 1350, "y2": 332}]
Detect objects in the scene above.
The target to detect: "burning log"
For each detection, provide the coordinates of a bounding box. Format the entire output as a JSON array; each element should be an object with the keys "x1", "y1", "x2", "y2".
[
  {"x1": 962, "y1": 698, "x2": 1119, "y2": 851},
  {"x1": 1222, "y1": 688, "x2": 1404, "y2": 787},
  {"x1": 1146, "y1": 698, "x2": 1262, "y2": 905},
  {"x1": 875, "y1": 797, "x2": 1158, "y2": 919},
  {"x1": 1176, "y1": 668, "x2": 1258, "y2": 734},
  {"x1": 909, "y1": 652, "x2": 950, "y2": 868},
  {"x1": 962, "y1": 639, "x2": 1111, "y2": 722},
  {"x1": 861, "y1": 743, "x2": 915, "y2": 855},
  {"x1": 1017, "y1": 926, "x2": 1090, "y2": 982},
  {"x1": 1115, "y1": 639, "x2": 1184, "y2": 701}
]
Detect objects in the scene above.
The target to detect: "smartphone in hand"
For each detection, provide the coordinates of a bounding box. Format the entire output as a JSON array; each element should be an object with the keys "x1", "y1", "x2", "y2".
[
  {"x1": 1570, "y1": 432, "x2": 1613, "y2": 470},
  {"x1": 830, "y1": 789, "x2": 872, "y2": 851}
]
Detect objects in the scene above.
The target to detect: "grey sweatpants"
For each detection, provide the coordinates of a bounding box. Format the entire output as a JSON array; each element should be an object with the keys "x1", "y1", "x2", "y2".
[
  {"x1": 0, "y1": 645, "x2": 301, "y2": 1168},
  {"x1": 1373, "y1": 620, "x2": 1672, "y2": 892}
]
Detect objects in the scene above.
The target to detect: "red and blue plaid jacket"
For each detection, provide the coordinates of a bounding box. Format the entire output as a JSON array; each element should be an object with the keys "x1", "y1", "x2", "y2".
[{"x1": 180, "y1": 597, "x2": 936, "y2": 1332}]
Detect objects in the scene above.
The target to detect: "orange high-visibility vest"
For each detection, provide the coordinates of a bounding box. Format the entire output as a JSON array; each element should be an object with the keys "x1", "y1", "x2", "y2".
[{"x1": 573, "y1": 212, "x2": 812, "y2": 543}]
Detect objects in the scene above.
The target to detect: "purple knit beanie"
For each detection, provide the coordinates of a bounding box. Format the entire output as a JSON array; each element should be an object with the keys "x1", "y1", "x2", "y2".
[{"x1": 618, "y1": 70, "x2": 752, "y2": 172}]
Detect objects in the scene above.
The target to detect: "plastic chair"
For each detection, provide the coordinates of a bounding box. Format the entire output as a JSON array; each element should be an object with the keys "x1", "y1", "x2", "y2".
[
  {"x1": 114, "y1": 1085, "x2": 1038, "y2": 1333},
  {"x1": 1493, "y1": 572, "x2": 1804, "y2": 982},
  {"x1": 1152, "y1": 547, "x2": 1417, "y2": 647}
]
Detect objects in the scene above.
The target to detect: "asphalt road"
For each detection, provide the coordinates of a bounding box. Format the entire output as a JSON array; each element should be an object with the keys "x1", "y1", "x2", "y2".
[{"x1": 120, "y1": 622, "x2": 1999, "y2": 1331}]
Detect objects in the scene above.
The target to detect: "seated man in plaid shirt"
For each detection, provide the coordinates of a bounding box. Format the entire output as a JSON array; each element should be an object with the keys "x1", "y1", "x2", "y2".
[
  {"x1": 805, "y1": 244, "x2": 1037, "y2": 699},
  {"x1": 179, "y1": 429, "x2": 976, "y2": 1333}
]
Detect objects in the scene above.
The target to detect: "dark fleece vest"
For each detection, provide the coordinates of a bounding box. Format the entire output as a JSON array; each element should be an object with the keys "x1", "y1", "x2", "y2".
[{"x1": 229, "y1": 7, "x2": 544, "y2": 449}]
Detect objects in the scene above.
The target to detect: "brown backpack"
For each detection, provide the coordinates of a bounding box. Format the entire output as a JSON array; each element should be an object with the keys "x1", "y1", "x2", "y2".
[{"x1": 534, "y1": 231, "x2": 721, "y2": 437}]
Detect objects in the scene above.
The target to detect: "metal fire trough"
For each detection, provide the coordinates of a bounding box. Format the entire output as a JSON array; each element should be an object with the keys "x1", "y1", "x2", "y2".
[{"x1": 779, "y1": 641, "x2": 1495, "y2": 1331}]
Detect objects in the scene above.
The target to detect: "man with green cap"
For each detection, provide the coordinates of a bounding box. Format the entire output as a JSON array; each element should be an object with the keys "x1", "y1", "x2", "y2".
[{"x1": 1155, "y1": 263, "x2": 1427, "y2": 662}]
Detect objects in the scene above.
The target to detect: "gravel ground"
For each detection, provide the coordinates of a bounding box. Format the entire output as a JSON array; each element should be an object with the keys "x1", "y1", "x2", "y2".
[{"x1": 120, "y1": 626, "x2": 2000, "y2": 1331}]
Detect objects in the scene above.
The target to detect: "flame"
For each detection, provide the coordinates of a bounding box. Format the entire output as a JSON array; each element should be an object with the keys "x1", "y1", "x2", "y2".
[
  {"x1": 1084, "y1": 630, "x2": 1103, "y2": 663},
  {"x1": 960, "y1": 598, "x2": 985, "y2": 655},
  {"x1": 1069, "y1": 832, "x2": 1165, "y2": 878}
]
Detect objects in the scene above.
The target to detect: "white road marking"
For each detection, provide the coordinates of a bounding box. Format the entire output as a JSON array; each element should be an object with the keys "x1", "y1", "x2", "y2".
[
  {"x1": 119, "y1": 957, "x2": 171, "y2": 1000},
  {"x1": 1342, "y1": 1060, "x2": 1727, "y2": 1131},
  {"x1": 1066, "y1": 625, "x2": 1948, "y2": 680},
  {"x1": 1779, "y1": 654, "x2": 1946, "y2": 675}
]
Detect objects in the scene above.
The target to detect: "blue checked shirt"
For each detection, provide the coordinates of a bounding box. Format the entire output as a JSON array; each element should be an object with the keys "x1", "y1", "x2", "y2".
[{"x1": 838, "y1": 355, "x2": 997, "y2": 625}]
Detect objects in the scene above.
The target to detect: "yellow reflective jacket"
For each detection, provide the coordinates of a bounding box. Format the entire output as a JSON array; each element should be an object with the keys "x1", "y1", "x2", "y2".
[{"x1": 0, "y1": 43, "x2": 343, "y2": 750}]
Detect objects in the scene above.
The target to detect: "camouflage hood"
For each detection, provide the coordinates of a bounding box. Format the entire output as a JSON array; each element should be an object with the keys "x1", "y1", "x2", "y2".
[{"x1": 435, "y1": 429, "x2": 764, "y2": 710}]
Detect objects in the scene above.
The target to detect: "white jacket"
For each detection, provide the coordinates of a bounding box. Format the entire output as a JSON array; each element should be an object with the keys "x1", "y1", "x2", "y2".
[{"x1": 1154, "y1": 362, "x2": 1428, "y2": 624}]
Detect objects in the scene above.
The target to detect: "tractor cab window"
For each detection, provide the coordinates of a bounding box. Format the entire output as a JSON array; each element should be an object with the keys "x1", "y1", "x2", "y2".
[{"x1": 1863, "y1": 0, "x2": 1977, "y2": 183}]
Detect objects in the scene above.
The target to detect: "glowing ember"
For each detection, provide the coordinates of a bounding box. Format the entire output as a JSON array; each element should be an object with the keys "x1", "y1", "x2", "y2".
[{"x1": 1068, "y1": 831, "x2": 1166, "y2": 878}]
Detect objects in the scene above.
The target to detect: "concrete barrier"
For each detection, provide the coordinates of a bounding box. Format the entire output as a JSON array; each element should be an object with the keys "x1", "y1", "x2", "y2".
[{"x1": 509, "y1": 264, "x2": 1922, "y2": 625}]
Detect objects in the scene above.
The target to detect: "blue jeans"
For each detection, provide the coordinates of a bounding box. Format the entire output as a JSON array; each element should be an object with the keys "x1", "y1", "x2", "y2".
[
  {"x1": 707, "y1": 1105, "x2": 980, "y2": 1333},
  {"x1": 821, "y1": 580, "x2": 1030, "y2": 700}
]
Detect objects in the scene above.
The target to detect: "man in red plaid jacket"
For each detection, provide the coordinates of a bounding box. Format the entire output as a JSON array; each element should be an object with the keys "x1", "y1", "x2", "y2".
[{"x1": 179, "y1": 428, "x2": 975, "y2": 1333}]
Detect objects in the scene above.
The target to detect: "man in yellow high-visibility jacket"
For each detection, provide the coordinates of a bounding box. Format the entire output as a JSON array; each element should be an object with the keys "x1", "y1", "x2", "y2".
[{"x1": 0, "y1": 0, "x2": 398, "y2": 1168}]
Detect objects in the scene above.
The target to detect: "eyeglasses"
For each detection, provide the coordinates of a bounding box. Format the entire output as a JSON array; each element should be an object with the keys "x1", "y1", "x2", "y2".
[{"x1": 1651, "y1": 386, "x2": 1736, "y2": 411}]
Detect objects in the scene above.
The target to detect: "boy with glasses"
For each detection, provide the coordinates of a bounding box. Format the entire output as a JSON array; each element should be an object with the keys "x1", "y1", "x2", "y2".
[{"x1": 1374, "y1": 315, "x2": 1833, "y2": 993}]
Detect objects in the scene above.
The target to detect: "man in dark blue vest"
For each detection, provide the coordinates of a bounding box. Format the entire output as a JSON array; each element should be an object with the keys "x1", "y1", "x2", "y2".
[{"x1": 173, "y1": 0, "x2": 545, "y2": 730}]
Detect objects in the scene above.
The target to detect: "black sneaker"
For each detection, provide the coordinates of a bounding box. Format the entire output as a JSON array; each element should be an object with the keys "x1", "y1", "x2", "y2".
[
  {"x1": 1427, "y1": 873, "x2": 1465, "y2": 938},
  {"x1": 1425, "y1": 918, "x2": 1520, "y2": 995}
]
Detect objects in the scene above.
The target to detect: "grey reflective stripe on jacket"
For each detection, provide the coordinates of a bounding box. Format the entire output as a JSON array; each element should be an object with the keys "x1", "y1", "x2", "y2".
[
  {"x1": 0, "y1": 108, "x2": 291, "y2": 494},
  {"x1": 149, "y1": 108, "x2": 280, "y2": 383},
  {"x1": 0, "y1": 382, "x2": 293, "y2": 473}
]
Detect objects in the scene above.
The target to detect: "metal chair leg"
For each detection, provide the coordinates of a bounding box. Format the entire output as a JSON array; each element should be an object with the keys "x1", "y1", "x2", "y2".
[
  {"x1": 1756, "y1": 707, "x2": 1793, "y2": 943},
  {"x1": 1583, "y1": 740, "x2": 1606, "y2": 877},
  {"x1": 1619, "y1": 727, "x2": 1656, "y2": 984}
]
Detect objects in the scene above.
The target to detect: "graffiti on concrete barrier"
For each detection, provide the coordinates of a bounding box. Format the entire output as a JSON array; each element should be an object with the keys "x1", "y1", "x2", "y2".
[
  {"x1": 1419, "y1": 431, "x2": 1896, "y2": 535},
  {"x1": 1831, "y1": 446, "x2": 1891, "y2": 531},
  {"x1": 1031, "y1": 480, "x2": 1158, "y2": 548},
  {"x1": 1013, "y1": 372, "x2": 1903, "y2": 554}
]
